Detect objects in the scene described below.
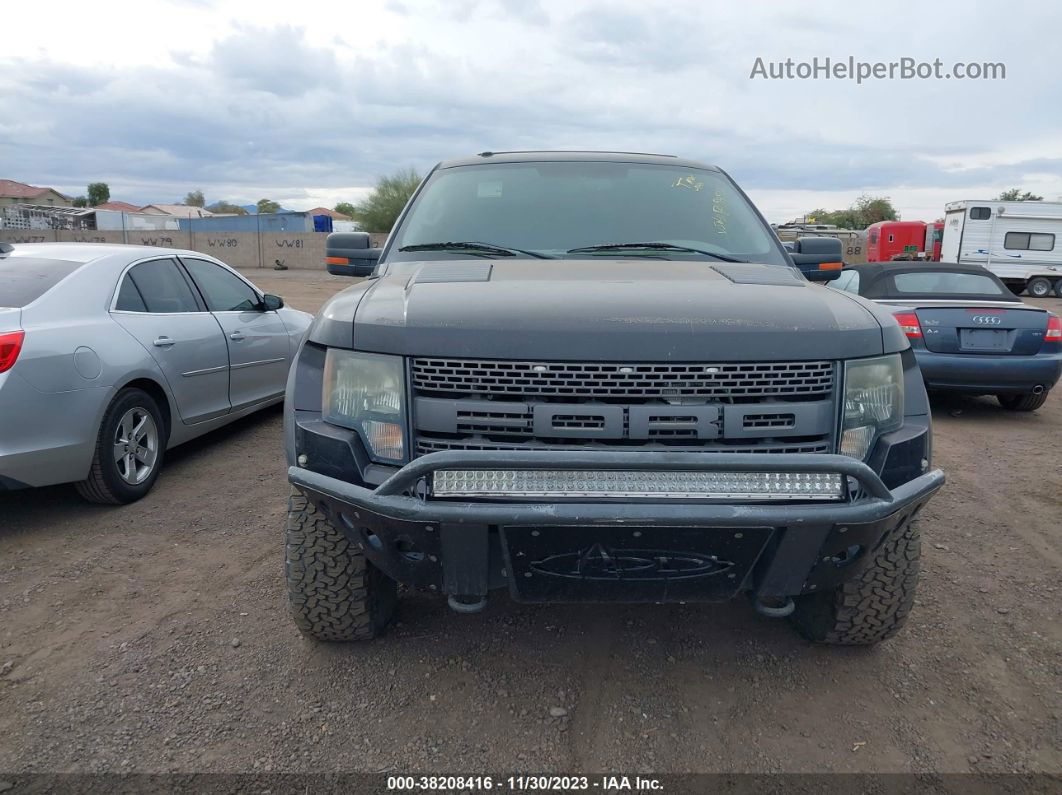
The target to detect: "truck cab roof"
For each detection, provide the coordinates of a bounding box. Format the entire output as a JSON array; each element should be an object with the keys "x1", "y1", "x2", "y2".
[{"x1": 437, "y1": 150, "x2": 721, "y2": 171}]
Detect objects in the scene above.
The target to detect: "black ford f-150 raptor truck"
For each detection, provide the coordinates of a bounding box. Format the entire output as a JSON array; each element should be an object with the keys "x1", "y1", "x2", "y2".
[{"x1": 284, "y1": 151, "x2": 944, "y2": 645}]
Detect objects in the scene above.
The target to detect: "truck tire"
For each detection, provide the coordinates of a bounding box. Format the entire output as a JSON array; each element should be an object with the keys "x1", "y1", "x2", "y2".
[
  {"x1": 1054, "y1": 278, "x2": 1062, "y2": 298},
  {"x1": 790, "y1": 514, "x2": 920, "y2": 645},
  {"x1": 997, "y1": 390, "x2": 1049, "y2": 411},
  {"x1": 285, "y1": 490, "x2": 398, "y2": 642},
  {"x1": 75, "y1": 387, "x2": 166, "y2": 504},
  {"x1": 1027, "y1": 277, "x2": 1053, "y2": 298}
]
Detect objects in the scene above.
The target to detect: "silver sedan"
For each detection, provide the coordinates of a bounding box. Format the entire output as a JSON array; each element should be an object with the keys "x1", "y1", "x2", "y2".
[{"x1": 0, "y1": 242, "x2": 312, "y2": 503}]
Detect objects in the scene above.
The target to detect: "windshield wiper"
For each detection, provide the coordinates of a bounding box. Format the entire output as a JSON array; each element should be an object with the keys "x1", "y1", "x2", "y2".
[
  {"x1": 566, "y1": 242, "x2": 747, "y2": 262},
  {"x1": 398, "y1": 241, "x2": 553, "y2": 259}
]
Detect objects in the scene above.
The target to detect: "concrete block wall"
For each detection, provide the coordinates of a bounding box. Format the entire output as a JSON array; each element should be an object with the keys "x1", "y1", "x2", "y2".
[{"x1": 0, "y1": 230, "x2": 389, "y2": 271}]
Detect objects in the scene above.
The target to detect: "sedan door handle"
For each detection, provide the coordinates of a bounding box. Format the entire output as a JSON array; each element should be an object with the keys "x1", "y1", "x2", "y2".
[
  {"x1": 229, "y1": 331, "x2": 245, "y2": 341},
  {"x1": 153, "y1": 336, "x2": 176, "y2": 347}
]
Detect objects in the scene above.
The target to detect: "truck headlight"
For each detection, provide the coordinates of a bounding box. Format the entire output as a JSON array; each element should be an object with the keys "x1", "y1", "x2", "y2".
[
  {"x1": 840, "y1": 354, "x2": 903, "y2": 460},
  {"x1": 323, "y1": 350, "x2": 406, "y2": 462}
]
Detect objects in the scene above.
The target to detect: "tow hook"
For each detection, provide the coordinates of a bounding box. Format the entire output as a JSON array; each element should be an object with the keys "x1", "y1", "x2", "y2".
[
  {"x1": 448, "y1": 594, "x2": 488, "y2": 614},
  {"x1": 752, "y1": 596, "x2": 795, "y2": 618}
]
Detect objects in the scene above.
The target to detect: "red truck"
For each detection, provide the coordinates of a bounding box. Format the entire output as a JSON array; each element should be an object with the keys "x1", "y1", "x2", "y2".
[{"x1": 867, "y1": 220, "x2": 943, "y2": 262}]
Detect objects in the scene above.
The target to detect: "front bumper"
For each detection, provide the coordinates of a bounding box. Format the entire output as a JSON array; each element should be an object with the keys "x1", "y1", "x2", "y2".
[
  {"x1": 289, "y1": 449, "x2": 945, "y2": 604},
  {"x1": 915, "y1": 349, "x2": 1062, "y2": 394}
]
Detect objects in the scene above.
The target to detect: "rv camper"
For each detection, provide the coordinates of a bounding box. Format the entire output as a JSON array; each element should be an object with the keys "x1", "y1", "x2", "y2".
[{"x1": 941, "y1": 200, "x2": 1062, "y2": 297}]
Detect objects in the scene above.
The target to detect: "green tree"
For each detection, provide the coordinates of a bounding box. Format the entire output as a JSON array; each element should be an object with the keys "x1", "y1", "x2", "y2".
[
  {"x1": 853, "y1": 195, "x2": 898, "y2": 226},
  {"x1": 801, "y1": 195, "x2": 898, "y2": 229},
  {"x1": 184, "y1": 190, "x2": 206, "y2": 207},
  {"x1": 830, "y1": 209, "x2": 863, "y2": 229},
  {"x1": 87, "y1": 182, "x2": 110, "y2": 206},
  {"x1": 72, "y1": 196, "x2": 88, "y2": 208},
  {"x1": 997, "y1": 188, "x2": 1043, "y2": 201},
  {"x1": 206, "y1": 200, "x2": 248, "y2": 215},
  {"x1": 351, "y1": 168, "x2": 422, "y2": 232},
  {"x1": 256, "y1": 198, "x2": 281, "y2": 214},
  {"x1": 334, "y1": 201, "x2": 356, "y2": 218}
]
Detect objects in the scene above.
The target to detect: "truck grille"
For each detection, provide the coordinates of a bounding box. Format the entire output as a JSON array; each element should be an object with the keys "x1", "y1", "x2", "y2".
[
  {"x1": 412, "y1": 359, "x2": 834, "y2": 399},
  {"x1": 411, "y1": 357, "x2": 837, "y2": 456},
  {"x1": 416, "y1": 437, "x2": 832, "y2": 456}
]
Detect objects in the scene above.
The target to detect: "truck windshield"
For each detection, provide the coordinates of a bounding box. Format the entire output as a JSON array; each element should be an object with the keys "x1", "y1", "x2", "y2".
[{"x1": 390, "y1": 161, "x2": 788, "y2": 266}]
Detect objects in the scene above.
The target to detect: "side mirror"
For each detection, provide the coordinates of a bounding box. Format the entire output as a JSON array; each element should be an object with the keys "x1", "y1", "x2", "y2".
[
  {"x1": 787, "y1": 236, "x2": 845, "y2": 282},
  {"x1": 805, "y1": 268, "x2": 843, "y2": 282},
  {"x1": 326, "y1": 231, "x2": 381, "y2": 277},
  {"x1": 328, "y1": 232, "x2": 370, "y2": 252},
  {"x1": 261, "y1": 293, "x2": 284, "y2": 310}
]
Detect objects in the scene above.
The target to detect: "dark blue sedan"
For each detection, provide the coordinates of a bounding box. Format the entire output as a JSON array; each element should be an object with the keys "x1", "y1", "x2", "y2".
[{"x1": 831, "y1": 263, "x2": 1061, "y2": 411}]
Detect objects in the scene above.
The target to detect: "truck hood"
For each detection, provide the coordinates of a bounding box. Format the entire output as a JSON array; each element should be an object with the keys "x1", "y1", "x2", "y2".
[{"x1": 349, "y1": 259, "x2": 895, "y2": 361}]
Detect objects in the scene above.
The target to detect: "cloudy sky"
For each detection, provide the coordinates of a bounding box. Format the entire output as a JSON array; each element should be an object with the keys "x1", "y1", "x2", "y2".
[{"x1": 3, "y1": 0, "x2": 1060, "y2": 222}]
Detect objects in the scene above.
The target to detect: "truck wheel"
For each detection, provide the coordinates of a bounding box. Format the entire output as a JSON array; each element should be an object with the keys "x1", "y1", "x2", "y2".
[
  {"x1": 1054, "y1": 278, "x2": 1062, "y2": 298},
  {"x1": 790, "y1": 514, "x2": 920, "y2": 645},
  {"x1": 75, "y1": 387, "x2": 165, "y2": 504},
  {"x1": 285, "y1": 490, "x2": 398, "y2": 642},
  {"x1": 997, "y1": 390, "x2": 1049, "y2": 411},
  {"x1": 1027, "y1": 277, "x2": 1053, "y2": 298}
]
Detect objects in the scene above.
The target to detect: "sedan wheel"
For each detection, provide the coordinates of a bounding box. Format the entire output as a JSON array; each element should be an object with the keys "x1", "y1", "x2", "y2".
[
  {"x1": 76, "y1": 387, "x2": 166, "y2": 504},
  {"x1": 997, "y1": 390, "x2": 1049, "y2": 412},
  {"x1": 113, "y1": 408, "x2": 159, "y2": 485}
]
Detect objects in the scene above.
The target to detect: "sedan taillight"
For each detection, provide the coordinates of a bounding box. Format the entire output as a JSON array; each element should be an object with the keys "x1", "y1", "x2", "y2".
[
  {"x1": 1046, "y1": 314, "x2": 1061, "y2": 341},
  {"x1": 0, "y1": 331, "x2": 25, "y2": 373},
  {"x1": 893, "y1": 311, "x2": 922, "y2": 339}
]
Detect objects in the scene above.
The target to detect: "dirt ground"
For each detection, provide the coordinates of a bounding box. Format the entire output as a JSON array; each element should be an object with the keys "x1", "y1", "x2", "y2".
[{"x1": 1, "y1": 269, "x2": 1059, "y2": 776}]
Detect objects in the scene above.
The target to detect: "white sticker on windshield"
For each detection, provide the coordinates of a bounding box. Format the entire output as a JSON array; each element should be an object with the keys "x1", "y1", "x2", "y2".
[{"x1": 477, "y1": 181, "x2": 503, "y2": 199}]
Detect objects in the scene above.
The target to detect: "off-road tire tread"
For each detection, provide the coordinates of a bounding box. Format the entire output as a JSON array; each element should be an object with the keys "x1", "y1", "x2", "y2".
[
  {"x1": 285, "y1": 491, "x2": 397, "y2": 642},
  {"x1": 997, "y1": 390, "x2": 1049, "y2": 412},
  {"x1": 75, "y1": 388, "x2": 162, "y2": 505},
  {"x1": 791, "y1": 514, "x2": 921, "y2": 646}
]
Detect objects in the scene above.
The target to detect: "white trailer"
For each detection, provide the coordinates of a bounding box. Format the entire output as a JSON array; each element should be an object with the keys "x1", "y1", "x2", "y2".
[{"x1": 941, "y1": 200, "x2": 1062, "y2": 297}]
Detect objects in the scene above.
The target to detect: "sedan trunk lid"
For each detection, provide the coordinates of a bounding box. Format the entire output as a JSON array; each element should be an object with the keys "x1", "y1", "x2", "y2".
[{"x1": 876, "y1": 300, "x2": 1050, "y2": 355}]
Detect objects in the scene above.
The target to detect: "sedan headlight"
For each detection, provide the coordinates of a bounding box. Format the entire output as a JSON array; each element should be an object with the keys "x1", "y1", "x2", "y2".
[
  {"x1": 840, "y1": 354, "x2": 904, "y2": 460},
  {"x1": 323, "y1": 350, "x2": 406, "y2": 462}
]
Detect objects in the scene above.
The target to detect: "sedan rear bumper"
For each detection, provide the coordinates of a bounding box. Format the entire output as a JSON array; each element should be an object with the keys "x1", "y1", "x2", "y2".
[
  {"x1": 915, "y1": 349, "x2": 1062, "y2": 394},
  {"x1": 0, "y1": 371, "x2": 105, "y2": 488}
]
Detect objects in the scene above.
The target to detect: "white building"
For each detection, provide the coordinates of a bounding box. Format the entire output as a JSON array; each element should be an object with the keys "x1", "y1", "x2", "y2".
[{"x1": 140, "y1": 204, "x2": 216, "y2": 219}]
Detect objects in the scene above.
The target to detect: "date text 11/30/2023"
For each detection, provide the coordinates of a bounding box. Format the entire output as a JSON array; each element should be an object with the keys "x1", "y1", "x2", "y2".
[{"x1": 386, "y1": 775, "x2": 664, "y2": 792}]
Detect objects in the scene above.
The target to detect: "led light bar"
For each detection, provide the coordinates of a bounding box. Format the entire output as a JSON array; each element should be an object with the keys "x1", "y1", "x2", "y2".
[{"x1": 432, "y1": 470, "x2": 846, "y2": 500}]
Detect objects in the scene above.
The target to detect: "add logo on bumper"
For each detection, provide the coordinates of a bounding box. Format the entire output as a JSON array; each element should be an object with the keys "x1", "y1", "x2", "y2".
[
  {"x1": 531, "y1": 542, "x2": 733, "y2": 581},
  {"x1": 502, "y1": 526, "x2": 774, "y2": 603}
]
